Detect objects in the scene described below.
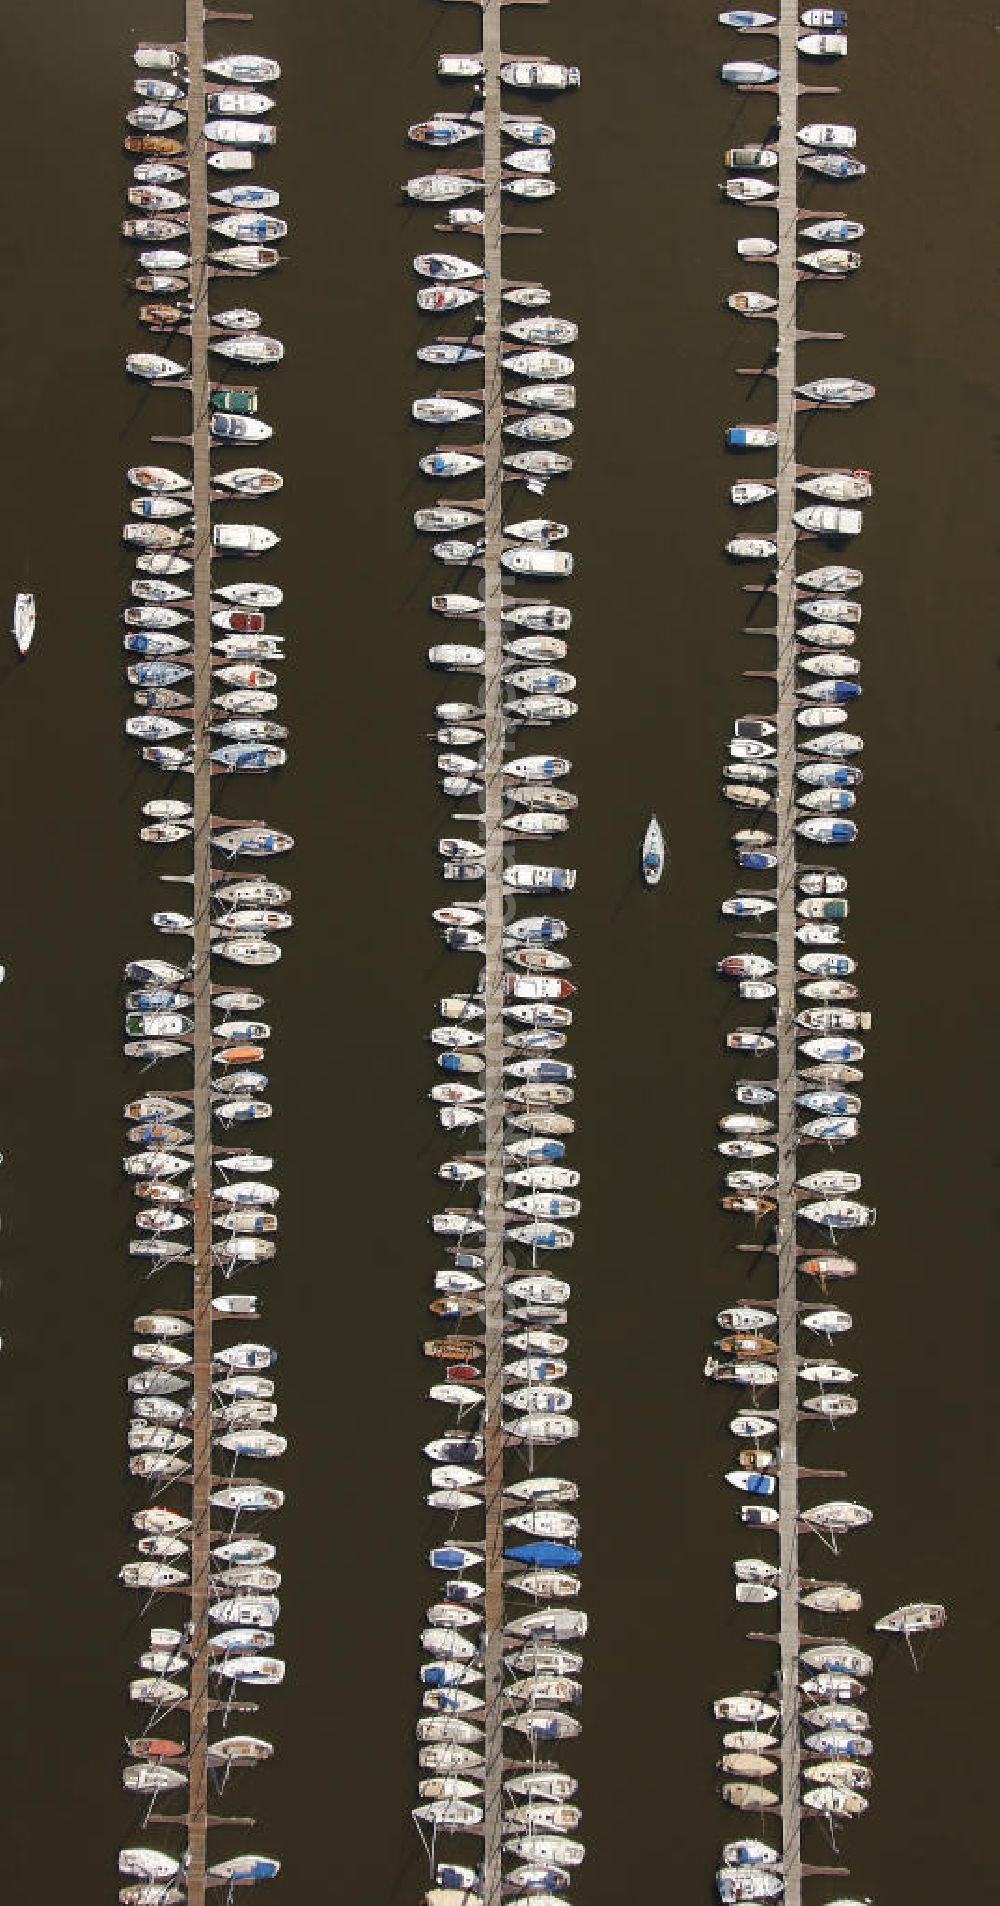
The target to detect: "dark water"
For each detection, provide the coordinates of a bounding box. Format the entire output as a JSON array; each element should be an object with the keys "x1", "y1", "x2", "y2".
[{"x1": 0, "y1": 0, "x2": 995, "y2": 1899}]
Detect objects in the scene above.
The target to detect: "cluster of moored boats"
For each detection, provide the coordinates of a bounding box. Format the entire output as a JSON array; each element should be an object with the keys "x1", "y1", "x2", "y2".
[
  {"x1": 704, "y1": 12, "x2": 944, "y2": 1899},
  {"x1": 407, "y1": 38, "x2": 587, "y2": 1905},
  {"x1": 116, "y1": 35, "x2": 286, "y2": 1906}
]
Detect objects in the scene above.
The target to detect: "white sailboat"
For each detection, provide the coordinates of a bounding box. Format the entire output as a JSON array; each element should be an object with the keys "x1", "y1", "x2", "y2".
[{"x1": 12, "y1": 591, "x2": 35, "y2": 655}]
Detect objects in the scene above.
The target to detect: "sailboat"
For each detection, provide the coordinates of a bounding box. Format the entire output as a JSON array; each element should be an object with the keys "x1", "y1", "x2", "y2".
[
  {"x1": 12, "y1": 591, "x2": 35, "y2": 655},
  {"x1": 873, "y1": 1602, "x2": 946, "y2": 1635},
  {"x1": 642, "y1": 814, "x2": 666, "y2": 885}
]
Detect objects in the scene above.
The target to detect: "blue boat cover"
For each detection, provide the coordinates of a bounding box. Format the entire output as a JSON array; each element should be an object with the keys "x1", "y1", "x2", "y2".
[{"x1": 504, "y1": 1540, "x2": 582, "y2": 1567}]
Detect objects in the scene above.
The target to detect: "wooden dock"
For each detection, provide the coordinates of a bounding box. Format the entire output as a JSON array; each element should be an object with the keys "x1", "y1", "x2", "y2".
[
  {"x1": 774, "y1": 0, "x2": 803, "y2": 1898},
  {"x1": 182, "y1": 3, "x2": 214, "y2": 1901}
]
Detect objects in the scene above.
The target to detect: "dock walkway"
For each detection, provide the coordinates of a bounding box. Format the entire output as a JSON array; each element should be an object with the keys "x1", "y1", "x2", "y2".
[{"x1": 773, "y1": 0, "x2": 802, "y2": 1898}]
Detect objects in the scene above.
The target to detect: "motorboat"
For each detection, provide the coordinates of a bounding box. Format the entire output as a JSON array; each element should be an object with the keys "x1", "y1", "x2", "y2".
[
  {"x1": 12, "y1": 590, "x2": 35, "y2": 656},
  {"x1": 725, "y1": 145, "x2": 778, "y2": 171},
  {"x1": 799, "y1": 31, "x2": 849, "y2": 55},
  {"x1": 206, "y1": 86, "x2": 275, "y2": 117},
  {"x1": 413, "y1": 396, "x2": 481, "y2": 425},
  {"x1": 209, "y1": 415, "x2": 273, "y2": 449},
  {"x1": 721, "y1": 60, "x2": 778, "y2": 82},
  {"x1": 798, "y1": 121, "x2": 856, "y2": 149},
  {"x1": 212, "y1": 523, "x2": 278, "y2": 554},
  {"x1": 797, "y1": 377, "x2": 875, "y2": 405},
  {"x1": 500, "y1": 62, "x2": 581, "y2": 90},
  {"x1": 728, "y1": 291, "x2": 777, "y2": 316},
  {"x1": 726, "y1": 425, "x2": 778, "y2": 448},
  {"x1": 503, "y1": 348, "x2": 573, "y2": 380},
  {"x1": 796, "y1": 506, "x2": 864, "y2": 536},
  {"x1": 719, "y1": 9, "x2": 777, "y2": 24},
  {"x1": 407, "y1": 174, "x2": 479, "y2": 204},
  {"x1": 799, "y1": 247, "x2": 861, "y2": 274},
  {"x1": 797, "y1": 817, "x2": 858, "y2": 844},
  {"x1": 128, "y1": 182, "x2": 187, "y2": 211},
  {"x1": 205, "y1": 118, "x2": 276, "y2": 147},
  {"x1": 501, "y1": 548, "x2": 573, "y2": 578}
]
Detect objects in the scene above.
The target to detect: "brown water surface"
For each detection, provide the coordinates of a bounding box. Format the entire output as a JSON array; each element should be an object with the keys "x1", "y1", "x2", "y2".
[{"x1": 0, "y1": 0, "x2": 994, "y2": 1900}]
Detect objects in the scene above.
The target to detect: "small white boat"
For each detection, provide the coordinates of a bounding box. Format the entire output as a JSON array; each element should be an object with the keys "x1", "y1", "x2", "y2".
[
  {"x1": 726, "y1": 425, "x2": 778, "y2": 449},
  {"x1": 799, "y1": 247, "x2": 861, "y2": 275},
  {"x1": 798, "y1": 31, "x2": 849, "y2": 56},
  {"x1": 12, "y1": 591, "x2": 35, "y2": 655},
  {"x1": 207, "y1": 150, "x2": 255, "y2": 173},
  {"x1": 205, "y1": 53, "x2": 280, "y2": 82},
  {"x1": 205, "y1": 119, "x2": 276, "y2": 147},
  {"x1": 801, "y1": 218, "x2": 864, "y2": 242},
  {"x1": 723, "y1": 177, "x2": 777, "y2": 202},
  {"x1": 210, "y1": 242, "x2": 278, "y2": 269},
  {"x1": 796, "y1": 505, "x2": 864, "y2": 537},
  {"x1": 797, "y1": 377, "x2": 875, "y2": 406},
  {"x1": 731, "y1": 481, "x2": 775, "y2": 506},
  {"x1": 798, "y1": 121, "x2": 857, "y2": 149},
  {"x1": 127, "y1": 104, "x2": 185, "y2": 131},
  {"x1": 727, "y1": 535, "x2": 777, "y2": 560},
  {"x1": 737, "y1": 236, "x2": 778, "y2": 260},
  {"x1": 437, "y1": 53, "x2": 484, "y2": 84},
  {"x1": 414, "y1": 251, "x2": 482, "y2": 282},
  {"x1": 206, "y1": 87, "x2": 274, "y2": 117},
  {"x1": 212, "y1": 523, "x2": 278, "y2": 554},
  {"x1": 406, "y1": 173, "x2": 479, "y2": 205},
  {"x1": 505, "y1": 315, "x2": 577, "y2": 347},
  {"x1": 505, "y1": 412, "x2": 573, "y2": 443},
  {"x1": 641, "y1": 814, "x2": 666, "y2": 886},
  {"x1": 501, "y1": 547, "x2": 573, "y2": 578},
  {"x1": 728, "y1": 291, "x2": 778, "y2": 315},
  {"x1": 127, "y1": 351, "x2": 187, "y2": 380},
  {"x1": 797, "y1": 471, "x2": 871, "y2": 503},
  {"x1": 413, "y1": 396, "x2": 481, "y2": 425}
]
